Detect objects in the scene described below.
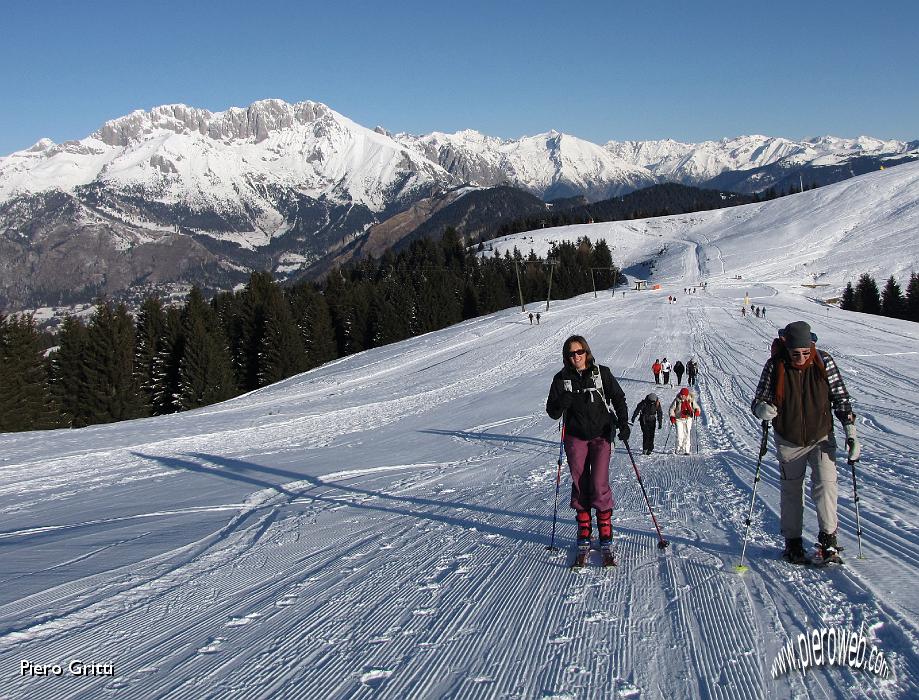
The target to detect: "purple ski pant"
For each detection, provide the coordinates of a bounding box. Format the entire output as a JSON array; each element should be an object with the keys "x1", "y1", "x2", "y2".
[{"x1": 564, "y1": 434, "x2": 614, "y2": 512}]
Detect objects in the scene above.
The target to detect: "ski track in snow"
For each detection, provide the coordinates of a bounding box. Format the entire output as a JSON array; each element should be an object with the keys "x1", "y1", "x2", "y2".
[{"x1": 1, "y1": 179, "x2": 919, "y2": 697}]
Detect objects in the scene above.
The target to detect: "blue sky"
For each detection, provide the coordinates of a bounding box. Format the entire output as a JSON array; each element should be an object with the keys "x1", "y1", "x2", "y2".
[{"x1": 1, "y1": 0, "x2": 916, "y2": 155}]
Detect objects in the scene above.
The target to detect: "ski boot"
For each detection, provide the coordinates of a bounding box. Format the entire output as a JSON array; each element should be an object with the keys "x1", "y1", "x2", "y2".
[
  {"x1": 782, "y1": 537, "x2": 811, "y2": 565},
  {"x1": 571, "y1": 511, "x2": 592, "y2": 569},
  {"x1": 815, "y1": 531, "x2": 843, "y2": 566},
  {"x1": 597, "y1": 509, "x2": 617, "y2": 567}
]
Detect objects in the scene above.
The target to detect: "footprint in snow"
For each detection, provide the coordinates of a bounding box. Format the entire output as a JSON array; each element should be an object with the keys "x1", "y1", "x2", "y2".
[
  {"x1": 226, "y1": 613, "x2": 261, "y2": 627},
  {"x1": 360, "y1": 668, "x2": 393, "y2": 688},
  {"x1": 197, "y1": 637, "x2": 227, "y2": 654}
]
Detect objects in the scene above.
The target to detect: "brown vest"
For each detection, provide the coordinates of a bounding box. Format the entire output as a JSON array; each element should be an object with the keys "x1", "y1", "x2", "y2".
[{"x1": 773, "y1": 359, "x2": 832, "y2": 446}]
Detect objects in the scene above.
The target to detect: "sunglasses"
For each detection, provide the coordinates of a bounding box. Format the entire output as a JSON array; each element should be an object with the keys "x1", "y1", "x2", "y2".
[
  {"x1": 789, "y1": 349, "x2": 812, "y2": 359},
  {"x1": 567, "y1": 349, "x2": 587, "y2": 358}
]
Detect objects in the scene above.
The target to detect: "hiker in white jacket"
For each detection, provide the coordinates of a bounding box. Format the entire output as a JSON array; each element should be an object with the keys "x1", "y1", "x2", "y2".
[{"x1": 668, "y1": 387, "x2": 700, "y2": 455}]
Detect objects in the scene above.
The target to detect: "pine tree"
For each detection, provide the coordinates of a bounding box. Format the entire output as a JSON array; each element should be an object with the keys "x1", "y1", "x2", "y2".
[
  {"x1": 880, "y1": 275, "x2": 905, "y2": 319},
  {"x1": 0, "y1": 314, "x2": 59, "y2": 432},
  {"x1": 854, "y1": 273, "x2": 881, "y2": 315},
  {"x1": 287, "y1": 284, "x2": 337, "y2": 369},
  {"x1": 258, "y1": 284, "x2": 307, "y2": 386},
  {"x1": 51, "y1": 315, "x2": 90, "y2": 427},
  {"x1": 134, "y1": 296, "x2": 167, "y2": 413},
  {"x1": 151, "y1": 306, "x2": 184, "y2": 415},
  {"x1": 79, "y1": 301, "x2": 144, "y2": 424},
  {"x1": 177, "y1": 287, "x2": 237, "y2": 410},
  {"x1": 906, "y1": 273, "x2": 919, "y2": 322},
  {"x1": 840, "y1": 282, "x2": 856, "y2": 310}
]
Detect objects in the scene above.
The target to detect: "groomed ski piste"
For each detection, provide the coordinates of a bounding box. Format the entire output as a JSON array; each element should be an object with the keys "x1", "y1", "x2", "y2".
[{"x1": 1, "y1": 163, "x2": 917, "y2": 699}]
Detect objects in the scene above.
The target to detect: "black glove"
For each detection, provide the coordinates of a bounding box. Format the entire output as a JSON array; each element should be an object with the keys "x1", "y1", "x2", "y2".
[
  {"x1": 557, "y1": 392, "x2": 573, "y2": 411},
  {"x1": 618, "y1": 423, "x2": 631, "y2": 443}
]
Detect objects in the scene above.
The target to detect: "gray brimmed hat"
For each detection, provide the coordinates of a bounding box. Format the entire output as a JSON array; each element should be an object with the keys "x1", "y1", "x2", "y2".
[{"x1": 782, "y1": 321, "x2": 813, "y2": 349}]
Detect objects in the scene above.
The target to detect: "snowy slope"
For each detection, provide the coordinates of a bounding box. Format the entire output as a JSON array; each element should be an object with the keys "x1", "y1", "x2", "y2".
[
  {"x1": 1, "y1": 163, "x2": 918, "y2": 699},
  {"x1": 485, "y1": 159, "x2": 919, "y2": 298}
]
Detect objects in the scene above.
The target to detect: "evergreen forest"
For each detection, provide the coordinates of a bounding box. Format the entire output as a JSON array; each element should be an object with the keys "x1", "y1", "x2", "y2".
[{"x1": 0, "y1": 232, "x2": 621, "y2": 432}]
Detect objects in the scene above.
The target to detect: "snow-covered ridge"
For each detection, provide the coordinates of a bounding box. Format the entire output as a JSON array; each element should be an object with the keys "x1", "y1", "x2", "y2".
[
  {"x1": 484, "y1": 159, "x2": 919, "y2": 298},
  {"x1": 0, "y1": 99, "x2": 449, "y2": 212},
  {"x1": 3, "y1": 98, "x2": 913, "y2": 207}
]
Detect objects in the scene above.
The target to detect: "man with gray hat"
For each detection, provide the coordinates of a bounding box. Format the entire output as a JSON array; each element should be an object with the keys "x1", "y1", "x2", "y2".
[
  {"x1": 631, "y1": 392, "x2": 664, "y2": 455},
  {"x1": 751, "y1": 321, "x2": 858, "y2": 564}
]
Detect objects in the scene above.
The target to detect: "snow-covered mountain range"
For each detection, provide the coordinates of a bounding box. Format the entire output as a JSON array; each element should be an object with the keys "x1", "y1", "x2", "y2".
[{"x1": 0, "y1": 98, "x2": 915, "y2": 309}]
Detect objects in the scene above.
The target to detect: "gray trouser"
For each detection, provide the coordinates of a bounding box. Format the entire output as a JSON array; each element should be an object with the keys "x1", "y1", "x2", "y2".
[{"x1": 775, "y1": 432, "x2": 838, "y2": 539}]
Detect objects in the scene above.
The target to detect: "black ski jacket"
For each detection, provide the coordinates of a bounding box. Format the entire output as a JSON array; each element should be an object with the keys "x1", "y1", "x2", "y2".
[
  {"x1": 546, "y1": 364, "x2": 628, "y2": 441},
  {"x1": 674, "y1": 361, "x2": 685, "y2": 376},
  {"x1": 631, "y1": 398, "x2": 663, "y2": 428}
]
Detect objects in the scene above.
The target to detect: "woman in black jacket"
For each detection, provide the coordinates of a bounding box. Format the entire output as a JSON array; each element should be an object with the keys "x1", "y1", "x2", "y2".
[{"x1": 546, "y1": 335, "x2": 629, "y2": 549}]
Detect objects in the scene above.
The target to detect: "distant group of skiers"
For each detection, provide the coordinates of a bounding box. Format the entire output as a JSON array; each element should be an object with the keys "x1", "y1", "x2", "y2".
[
  {"x1": 651, "y1": 357, "x2": 698, "y2": 387},
  {"x1": 742, "y1": 305, "x2": 767, "y2": 318},
  {"x1": 545, "y1": 317, "x2": 858, "y2": 567},
  {"x1": 528, "y1": 312, "x2": 541, "y2": 325}
]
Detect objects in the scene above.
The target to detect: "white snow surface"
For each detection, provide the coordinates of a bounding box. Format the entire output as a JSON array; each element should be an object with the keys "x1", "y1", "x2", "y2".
[{"x1": 1, "y1": 164, "x2": 918, "y2": 699}]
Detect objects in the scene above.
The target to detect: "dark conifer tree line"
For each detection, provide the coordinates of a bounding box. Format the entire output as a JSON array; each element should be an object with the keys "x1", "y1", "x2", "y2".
[
  {"x1": 840, "y1": 272, "x2": 919, "y2": 322},
  {"x1": 0, "y1": 231, "x2": 621, "y2": 433}
]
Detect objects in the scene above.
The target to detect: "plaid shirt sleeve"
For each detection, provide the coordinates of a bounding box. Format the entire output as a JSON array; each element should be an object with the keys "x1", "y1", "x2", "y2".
[
  {"x1": 751, "y1": 359, "x2": 776, "y2": 412},
  {"x1": 821, "y1": 351, "x2": 854, "y2": 422}
]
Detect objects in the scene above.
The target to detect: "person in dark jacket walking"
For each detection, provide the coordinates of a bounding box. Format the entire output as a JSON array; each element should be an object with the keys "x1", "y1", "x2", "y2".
[
  {"x1": 673, "y1": 360, "x2": 685, "y2": 385},
  {"x1": 752, "y1": 321, "x2": 858, "y2": 564},
  {"x1": 631, "y1": 392, "x2": 663, "y2": 455},
  {"x1": 686, "y1": 358, "x2": 698, "y2": 386},
  {"x1": 546, "y1": 335, "x2": 629, "y2": 548}
]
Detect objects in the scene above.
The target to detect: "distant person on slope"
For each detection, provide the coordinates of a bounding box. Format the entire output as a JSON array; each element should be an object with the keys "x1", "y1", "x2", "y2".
[
  {"x1": 751, "y1": 321, "x2": 857, "y2": 565},
  {"x1": 673, "y1": 360, "x2": 685, "y2": 385},
  {"x1": 686, "y1": 358, "x2": 699, "y2": 387},
  {"x1": 660, "y1": 358, "x2": 672, "y2": 386},
  {"x1": 546, "y1": 336, "x2": 629, "y2": 552},
  {"x1": 652, "y1": 359, "x2": 662, "y2": 384},
  {"x1": 529, "y1": 312, "x2": 534, "y2": 325},
  {"x1": 668, "y1": 387, "x2": 700, "y2": 455},
  {"x1": 631, "y1": 393, "x2": 663, "y2": 455}
]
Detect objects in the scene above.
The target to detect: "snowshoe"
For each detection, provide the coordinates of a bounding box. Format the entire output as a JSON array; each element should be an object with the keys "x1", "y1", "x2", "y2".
[
  {"x1": 814, "y1": 532, "x2": 844, "y2": 567},
  {"x1": 571, "y1": 542, "x2": 591, "y2": 570},
  {"x1": 600, "y1": 543, "x2": 618, "y2": 567},
  {"x1": 782, "y1": 537, "x2": 812, "y2": 566}
]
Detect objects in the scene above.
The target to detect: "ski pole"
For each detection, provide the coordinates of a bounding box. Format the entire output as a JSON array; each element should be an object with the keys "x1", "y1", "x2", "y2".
[
  {"x1": 849, "y1": 457, "x2": 865, "y2": 559},
  {"x1": 623, "y1": 440, "x2": 669, "y2": 549},
  {"x1": 735, "y1": 421, "x2": 769, "y2": 572},
  {"x1": 546, "y1": 420, "x2": 566, "y2": 551},
  {"x1": 664, "y1": 422, "x2": 672, "y2": 450}
]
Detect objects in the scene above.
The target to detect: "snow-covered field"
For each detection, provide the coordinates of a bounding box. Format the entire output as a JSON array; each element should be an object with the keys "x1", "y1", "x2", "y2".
[{"x1": 1, "y1": 165, "x2": 917, "y2": 699}]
